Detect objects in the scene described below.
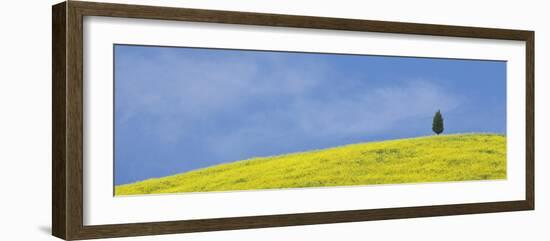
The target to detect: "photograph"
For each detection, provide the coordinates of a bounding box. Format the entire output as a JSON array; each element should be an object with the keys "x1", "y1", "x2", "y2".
[
  {"x1": 45, "y1": 1, "x2": 536, "y2": 240},
  {"x1": 113, "y1": 44, "x2": 507, "y2": 196}
]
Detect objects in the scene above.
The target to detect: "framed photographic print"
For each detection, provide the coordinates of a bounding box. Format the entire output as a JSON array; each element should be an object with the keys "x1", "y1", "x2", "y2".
[{"x1": 52, "y1": 1, "x2": 534, "y2": 240}]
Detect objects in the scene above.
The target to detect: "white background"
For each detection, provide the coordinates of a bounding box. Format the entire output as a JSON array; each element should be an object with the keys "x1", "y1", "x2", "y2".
[{"x1": 0, "y1": 0, "x2": 547, "y2": 240}]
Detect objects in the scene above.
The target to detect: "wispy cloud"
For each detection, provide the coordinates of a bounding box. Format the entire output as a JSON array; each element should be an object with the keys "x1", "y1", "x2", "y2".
[{"x1": 116, "y1": 48, "x2": 460, "y2": 158}]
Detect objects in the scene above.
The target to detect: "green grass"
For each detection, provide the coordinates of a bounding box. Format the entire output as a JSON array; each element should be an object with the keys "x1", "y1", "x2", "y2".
[{"x1": 115, "y1": 133, "x2": 506, "y2": 196}]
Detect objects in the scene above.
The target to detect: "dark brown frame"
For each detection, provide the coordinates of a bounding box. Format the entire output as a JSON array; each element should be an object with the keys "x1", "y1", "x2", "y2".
[{"x1": 52, "y1": 1, "x2": 535, "y2": 240}]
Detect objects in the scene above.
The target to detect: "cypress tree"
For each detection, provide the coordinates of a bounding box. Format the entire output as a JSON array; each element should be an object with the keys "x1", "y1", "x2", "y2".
[{"x1": 432, "y1": 110, "x2": 444, "y2": 135}]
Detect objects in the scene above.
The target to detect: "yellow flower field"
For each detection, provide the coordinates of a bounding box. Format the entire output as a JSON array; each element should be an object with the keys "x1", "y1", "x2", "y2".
[{"x1": 115, "y1": 133, "x2": 506, "y2": 196}]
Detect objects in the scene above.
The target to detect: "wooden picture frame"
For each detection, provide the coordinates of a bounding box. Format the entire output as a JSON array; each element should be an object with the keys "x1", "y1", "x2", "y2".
[{"x1": 52, "y1": 1, "x2": 534, "y2": 240}]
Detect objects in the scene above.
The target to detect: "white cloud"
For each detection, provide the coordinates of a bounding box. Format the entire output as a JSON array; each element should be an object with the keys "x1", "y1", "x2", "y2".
[{"x1": 116, "y1": 50, "x2": 462, "y2": 158}]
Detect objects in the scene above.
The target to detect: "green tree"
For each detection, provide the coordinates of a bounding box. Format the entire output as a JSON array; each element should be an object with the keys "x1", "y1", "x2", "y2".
[{"x1": 432, "y1": 110, "x2": 444, "y2": 135}]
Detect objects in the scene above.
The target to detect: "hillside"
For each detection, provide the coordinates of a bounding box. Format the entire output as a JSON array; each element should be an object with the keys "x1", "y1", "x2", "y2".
[{"x1": 115, "y1": 133, "x2": 506, "y2": 195}]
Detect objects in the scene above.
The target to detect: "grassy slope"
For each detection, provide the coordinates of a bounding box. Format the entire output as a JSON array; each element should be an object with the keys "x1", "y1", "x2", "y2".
[{"x1": 115, "y1": 133, "x2": 506, "y2": 195}]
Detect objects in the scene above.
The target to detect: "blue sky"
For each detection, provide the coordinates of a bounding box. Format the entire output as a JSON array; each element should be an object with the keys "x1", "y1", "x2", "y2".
[{"x1": 114, "y1": 45, "x2": 506, "y2": 185}]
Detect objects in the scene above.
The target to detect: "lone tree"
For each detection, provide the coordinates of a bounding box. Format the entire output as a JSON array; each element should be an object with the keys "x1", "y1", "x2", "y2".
[{"x1": 432, "y1": 110, "x2": 444, "y2": 135}]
